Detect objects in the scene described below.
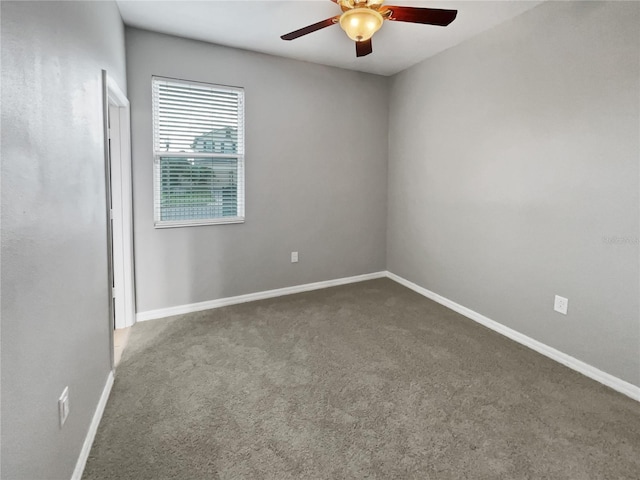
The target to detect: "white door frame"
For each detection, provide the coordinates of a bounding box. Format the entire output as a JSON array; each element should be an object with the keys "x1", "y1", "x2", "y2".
[{"x1": 106, "y1": 75, "x2": 136, "y2": 329}]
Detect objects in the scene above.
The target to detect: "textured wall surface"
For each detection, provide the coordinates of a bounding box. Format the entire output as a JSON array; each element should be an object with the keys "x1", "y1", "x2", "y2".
[
  {"x1": 387, "y1": 1, "x2": 640, "y2": 387},
  {"x1": 126, "y1": 28, "x2": 389, "y2": 313},
  {"x1": 1, "y1": 1, "x2": 127, "y2": 478}
]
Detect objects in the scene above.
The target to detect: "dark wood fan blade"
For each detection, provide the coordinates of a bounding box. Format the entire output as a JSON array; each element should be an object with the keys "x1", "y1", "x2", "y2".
[
  {"x1": 281, "y1": 16, "x2": 340, "y2": 40},
  {"x1": 382, "y1": 6, "x2": 457, "y2": 26},
  {"x1": 356, "y1": 39, "x2": 373, "y2": 57}
]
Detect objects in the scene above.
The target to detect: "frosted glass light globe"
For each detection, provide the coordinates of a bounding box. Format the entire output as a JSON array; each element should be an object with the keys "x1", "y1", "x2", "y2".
[{"x1": 339, "y1": 8, "x2": 384, "y2": 42}]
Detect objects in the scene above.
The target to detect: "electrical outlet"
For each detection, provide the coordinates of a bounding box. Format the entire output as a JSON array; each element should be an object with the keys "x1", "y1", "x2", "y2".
[
  {"x1": 58, "y1": 387, "x2": 70, "y2": 427},
  {"x1": 554, "y1": 295, "x2": 568, "y2": 315},
  {"x1": 291, "y1": 251, "x2": 299, "y2": 263}
]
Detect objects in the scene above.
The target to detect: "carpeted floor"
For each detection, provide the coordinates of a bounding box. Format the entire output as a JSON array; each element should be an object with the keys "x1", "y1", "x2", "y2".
[{"x1": 83, "y1": 279, "x2": 640, "y2": 479}]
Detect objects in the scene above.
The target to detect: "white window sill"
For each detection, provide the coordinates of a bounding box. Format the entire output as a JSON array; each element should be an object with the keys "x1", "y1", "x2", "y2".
[{"x1": 154, "y1": 217, "x2": 245, "y2": 229}]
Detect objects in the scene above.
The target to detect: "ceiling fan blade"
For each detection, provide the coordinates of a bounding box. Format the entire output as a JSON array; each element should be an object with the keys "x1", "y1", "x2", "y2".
[
  {"x1": 281, "y1": 16, "x2": 340, "y2": 41},
  {"x1": 382, "y1": 6, "x2": 458, "y2": 26},
  {"x1": 356, "y1": 39, "x2": 373, "y2": 57}
]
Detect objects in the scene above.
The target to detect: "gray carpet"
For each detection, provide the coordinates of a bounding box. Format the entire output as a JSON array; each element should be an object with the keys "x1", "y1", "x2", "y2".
[{"x1": 84, "y1": 279, "x2": 640, "y2": 479}]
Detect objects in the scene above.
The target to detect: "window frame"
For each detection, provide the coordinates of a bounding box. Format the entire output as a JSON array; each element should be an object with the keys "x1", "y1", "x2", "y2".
[{"x1": 152, "y1": 76, "x2": 245, "y2": 229}]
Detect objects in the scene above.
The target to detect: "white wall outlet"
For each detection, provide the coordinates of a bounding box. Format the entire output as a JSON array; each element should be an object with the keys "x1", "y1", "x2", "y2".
[
  {"x1": 58, "y1": 386, "x2": 70, "y2": 427},
  {"x1": 291, "y1": 251, "x2": 299, "y2": 263},
  {"x1": 554, "y1": 295, "x2": 568, "y2": 315}
]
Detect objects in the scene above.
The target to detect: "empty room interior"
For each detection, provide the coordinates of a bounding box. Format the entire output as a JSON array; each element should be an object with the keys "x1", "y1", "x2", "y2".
[{"x1": 2, "y1": 0, "x2": 640, "y2": 479}]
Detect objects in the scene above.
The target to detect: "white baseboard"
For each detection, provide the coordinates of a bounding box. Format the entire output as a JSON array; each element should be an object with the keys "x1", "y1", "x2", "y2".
[
  {"x1": 386, "y1": 271, "x2": 640, "y2": 403},
  {"x1": 136, "y1": 271, "x2": 387, "y2": 322},
  {"x1": 71, "y1": 370, "x2": 114, "y2": 480}
]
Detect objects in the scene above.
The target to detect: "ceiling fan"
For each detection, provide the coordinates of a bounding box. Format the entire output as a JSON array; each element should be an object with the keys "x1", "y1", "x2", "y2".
[{"x1": 281, "y1": 0, "x2": 458, "y2": 58}]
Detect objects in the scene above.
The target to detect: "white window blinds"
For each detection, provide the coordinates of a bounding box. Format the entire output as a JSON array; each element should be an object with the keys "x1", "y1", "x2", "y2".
[{"x1": 152, "y1": 76, "x2": 245, "y2": 227}]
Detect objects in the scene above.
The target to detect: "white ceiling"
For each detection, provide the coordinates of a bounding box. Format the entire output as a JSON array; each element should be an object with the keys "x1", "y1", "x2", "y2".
[{"x1": 116, "y1": 0, "x2": 543, "y2": 76}]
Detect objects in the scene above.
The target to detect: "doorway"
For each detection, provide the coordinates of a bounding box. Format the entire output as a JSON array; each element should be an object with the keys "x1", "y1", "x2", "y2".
[{"x1": 103, "y1": 71, "x2": 136, "y2": 368}]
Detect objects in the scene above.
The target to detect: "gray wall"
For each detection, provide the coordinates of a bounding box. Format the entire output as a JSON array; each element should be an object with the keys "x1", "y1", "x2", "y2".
[
  {"x1": 387, "y1": 1, "x2": 640, "y2": 387},
  {"x1": 126, "y1": 28, "x2": 389, "y2": 313},
  {"x1": 1, "y1": 1, "x2": 126, "y2": 478}
]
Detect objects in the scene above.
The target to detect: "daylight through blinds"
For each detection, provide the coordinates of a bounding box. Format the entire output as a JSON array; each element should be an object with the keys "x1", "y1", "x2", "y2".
[{"x1": 152, "y1": 77, "x2": 245, "y2": 225}]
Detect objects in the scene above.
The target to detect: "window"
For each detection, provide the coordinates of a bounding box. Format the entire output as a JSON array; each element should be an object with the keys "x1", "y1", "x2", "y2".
[{"x1": 152, "y1": 76, "x2": 245, "y2": 227}]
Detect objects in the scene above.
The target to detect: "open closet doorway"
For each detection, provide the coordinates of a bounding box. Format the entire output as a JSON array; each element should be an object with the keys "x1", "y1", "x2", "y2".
[{"x1": 103, "y1": 71, "x2": 136, "y2": 368}]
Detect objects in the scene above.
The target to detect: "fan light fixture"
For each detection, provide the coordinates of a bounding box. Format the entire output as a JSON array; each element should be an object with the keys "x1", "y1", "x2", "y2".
[
  {"x1": 280, "y1": 1, "x2": 458, "y2": 58},
  {"x1": 339, "y1": 8, "x2": 384, "y2": 42}
]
